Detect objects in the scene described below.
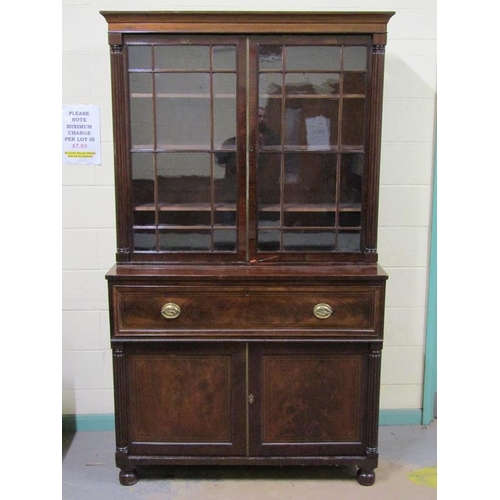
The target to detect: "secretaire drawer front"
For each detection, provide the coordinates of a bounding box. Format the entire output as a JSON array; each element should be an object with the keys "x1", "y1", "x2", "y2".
[
  {"x1": 246, "y1": 291, "x2": 377, "y2": 330},
  {"x1": 112, "y1": 285, "x2": 382, "y2": 336},
  {"x1": 115, "y1": 288, "x2": 248, "y2": 332}
]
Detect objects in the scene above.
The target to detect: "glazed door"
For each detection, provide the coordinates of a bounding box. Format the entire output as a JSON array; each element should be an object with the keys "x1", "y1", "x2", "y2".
[
  {"x1": 248, "y1": 36, "x2": 372, "y2": 263},
  {"x1": 125, "y1": 342, "x2": 247, "y2": 456},
  {"x1": 248, "y1": 343, "x2": 368, "y2": 456},
  {"x1": 123, "y1": 35, "x2": 247, "y2": 262}
]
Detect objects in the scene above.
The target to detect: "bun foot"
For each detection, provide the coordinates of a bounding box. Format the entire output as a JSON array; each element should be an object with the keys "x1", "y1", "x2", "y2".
[
  {"x1": 357, "y1": 468, "x2": 375, "y2": 486},
  {"x1": 119, "y1": 467, "x2": 139, "y2": 486}
]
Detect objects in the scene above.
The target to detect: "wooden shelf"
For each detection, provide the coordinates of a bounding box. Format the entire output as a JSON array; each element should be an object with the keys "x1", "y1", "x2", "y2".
[
  {"x1": 130, "y1": 145, "x2": 236, "y2": 152},
  {"x1": 259, "y1": 203, "x2": 361, "y2": 212},
  {"x1": 261, "y1": 94, "x2": 365, "y2": 99},
  {"x1": 135, "y1": 203, "x2": 237, "y2": 211},
  {"x1": 131, "y1": 93, "x2": 236, "y2": 98}
]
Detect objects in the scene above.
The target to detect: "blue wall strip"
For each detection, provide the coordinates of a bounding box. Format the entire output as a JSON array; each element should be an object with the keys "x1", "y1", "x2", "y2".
[
  {"x1": 62, "y1": 409, "x2": 424, "y2": 433},
  {"x1": 422, "y1": 146, "x2": 437, "y2": 425}
]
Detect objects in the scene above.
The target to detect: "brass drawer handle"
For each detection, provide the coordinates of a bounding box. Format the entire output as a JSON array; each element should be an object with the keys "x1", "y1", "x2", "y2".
[
  {"x1": 313, "y1": 303, "x2": 333, "y2": 319},
  {"x1": 161, "y1": 302, "x2": 181, "y2": 320}
]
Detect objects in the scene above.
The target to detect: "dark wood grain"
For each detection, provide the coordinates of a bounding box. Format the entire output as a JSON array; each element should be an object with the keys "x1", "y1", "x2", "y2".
[{"x1": 102, "y1": 10, "x2": 393, "y2": 486}]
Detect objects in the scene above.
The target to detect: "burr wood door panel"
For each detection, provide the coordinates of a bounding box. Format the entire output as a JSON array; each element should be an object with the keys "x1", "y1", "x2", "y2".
[
  {"x1": 126, "y1": 343, "x2": 247, "y2": 456},
  {"x1": 248, "y1": 343, "x2": 369, "y2": 456}
]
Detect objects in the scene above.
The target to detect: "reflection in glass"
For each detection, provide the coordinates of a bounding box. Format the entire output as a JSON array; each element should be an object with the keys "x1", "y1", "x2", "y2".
[
  {"x1": 285, "y1": 99, "x2": 339, "y2": 148},
  {"x1": 155, "y1": 45, "x2": 209, "y2": 70},
  {"x1": 259, "y1": 73, "x2": 282, "y2": 98},
  {"x1": 286, "y1": 46, "x2": 340, "y2": 71},
  {"x1": 285, "y1": 73, "x2": 339, "y2": 95},
  {"x1": 128, "y1": 45, "x2": 152, "y2": 70},
  {"x1": 157, "y1": 153, "x2": 211, "y2": 206},
  {"x1": 130, "y1": 73, "x2": 154, "y2": 147},
  {"x1": 259, "y1": 46, "x2": 283, "y2": 70},
  {"x1": 212, "y1": 46, "x2": 236, "y2": 70},
  {"x1": 343, "y1": 46, "x2": 367, "y2": 71}
]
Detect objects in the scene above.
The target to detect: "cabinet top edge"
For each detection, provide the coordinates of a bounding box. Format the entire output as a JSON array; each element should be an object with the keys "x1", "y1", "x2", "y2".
[
  {"x1": 105, "y1": 264, "x2": 388, "y2": 281},
  {"x1": 100, "y1": 11, "x2": 395, "y2": 34}
]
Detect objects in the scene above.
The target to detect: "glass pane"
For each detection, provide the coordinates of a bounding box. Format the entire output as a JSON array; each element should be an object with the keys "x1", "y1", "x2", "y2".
[
  {"x1": 132, "y1": 153, "x2": 155, "y2": 228},
  {"x1": 283, "y1": 231, "x2": 335, "y2": 251},
  {"x1": 214, "y1": 151, "x2": 237, "y2": 204},
  {"x1": 343, "y1": 46, "x2": 367, "y2": 71},
  {"x1": 130, "y1": 72, "x2": 153, "y2": 94},
  {"x1": 214, "y1": 230, "x2": 237, "y2": 251},
  {"x1": 156, "y1": 73, "x2": 210, "y2": 95},
  {"x1": 258, "y1": 74, "x2": 283, "y2": 149},
  {"x1": 159, "y1": 211, "x2": 211, "y2": 226},
  {"x1": 284, "y1": 153, "x2": 336, "y2": 206},
  {"x1": 157, "y1": 153, "x2": 211, "y2": 205},
  {"x1": 158, "y1": 231, "x2": 211, "y2": 251},
  {"x1": 133, "y1": 230, "x2": 156, "y2": 251},
  {"x1": 260, "y1": 73, "x2": 282, "y2": 98},
  {"x1": 284, "y1": 211, "x2": 334, "y2": 227},
  {"x1": 128, "y1": 45, "x2": 152, "y2": 70},
  {"x1": 259, "y1": 46, "x2": 283, "y2": 70},
  {"x1": 340, "y1": 154, "x2": 364, "y2": 206},
  {"x1": 343, "y1": 72, "x2": 366, "y2": 95},
  {"x1": 156, "y1": 74, "x2": 211, "y2": 147},
  {"x1": 337, "y1": 231, "x2": 361, "y2": 252},
  {"x1": 258, "y1": 210, "x2": 280, "y2": 228},
  {"x1": 155, "y1": 45, "x2": 209, "y2": 70},
  {"x1": 339, "y1": 211, "x2": 361, "y2": 228},
  {"x1": 213, "y1": 73, "x2": 236, "y2": 149},
  {"x1": 257, "y1": 230, "x2": 280, "y2": 251},
  {"x1": 285, "y1": 73, "x2": 339, "y2": 95},
  {"x1": 257, "y1": 153, "x2": 281, "y2": 207},
  {"x1": 132, "y1": 152, "x2": 155, "y2": 209},
  {"x1": 258, "y1": 102, "x2": 282, "y2": 149},
  {"x1": 285, "y1": 99, "x2": 339, "y2": 148},
  {"x1": 212, "y1": 46, "x2": 236, "y2": 70},
  {"x1": 214, "y1": 209, "x2": 236, "y2": 226},
  {"x1": 130, "y1": 73, "x2": 154, "y2": 147},
  {"x1": 286, "y1": 46, "x2": 340, "y2": 71},
  {"x1": 341, "y1": 99, "x2": 365, "y2": 147}
]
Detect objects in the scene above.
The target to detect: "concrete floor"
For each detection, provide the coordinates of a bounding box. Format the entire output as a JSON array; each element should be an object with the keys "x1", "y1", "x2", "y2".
[{"x1": 62, "y1": 420, "x2": 436, "y2": 499}]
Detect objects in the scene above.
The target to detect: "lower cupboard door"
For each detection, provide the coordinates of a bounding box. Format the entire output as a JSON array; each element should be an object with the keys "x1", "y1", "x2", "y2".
[
  {"x1": 126, "y1": 343, "x2": 247, "y2": 456},
  {"x1": 248, "y1": 343, "x2": 369, "y2": 457}
]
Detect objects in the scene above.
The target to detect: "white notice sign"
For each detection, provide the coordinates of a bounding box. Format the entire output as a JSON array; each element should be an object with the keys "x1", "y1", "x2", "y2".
[
  {"x1": 62, "y1": 105, "x2": 101, "y2": 164},
  {"x1": 305, "y1": 115, "x2": 331, "y2": 150}
]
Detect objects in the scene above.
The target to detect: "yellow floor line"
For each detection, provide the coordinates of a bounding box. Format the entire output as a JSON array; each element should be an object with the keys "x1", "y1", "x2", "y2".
[{"x1": 408, "y1": 466, "x2": 437, "y2": 488}]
